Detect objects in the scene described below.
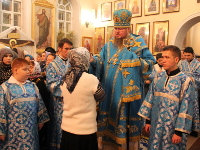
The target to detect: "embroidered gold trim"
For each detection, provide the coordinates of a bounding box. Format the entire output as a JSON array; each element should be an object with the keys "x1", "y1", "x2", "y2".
[
  {"x1": 99, "y1": 111, "x2": 109, "y2": 115},
  {"x1": 121, "y1": 61, "x2": 141, "y2": 68},
  {"x1": 154, "y1": 92, "x2": 180, "y2": 102},
  {"x1": 140, "y1": 58, "x2": 149, "y2": 74},
  {"x1": 129, "y1": 79, "x2": 134, "y2": 85},
  {"x1": 104, "y1": 130, "x2": 128, "y2": 144},
  {"x1": 180, "y1": 77, "x2": 190, "y2": 101},
  {"x1": 124, "y1": 85, "x2": 139, "y2": 94},
  {"x1": 178, "y1": 113, "x2": 192, "y2": 120},
  {"x1": 39, "y1": 118, "x2": 50, "y2": 124},
  {"x1": 143, "y1": 101, "x2": 152, "y2": 108},
  {"x1": 137, "y1": 112, "x2": 150, "y2": 120},
  {"x1": 119, "y1": 117, "x2": 142, "y2": 121},
  {"x1": 10, "y1": 97, "x2": 36, "y2": 105},
  {"x1": 193, "y1": 119, "x2": 200, "y2": 123},
  {"x1": 38, "y1": 107, "x2": 47, "y2": 116},
  {"x1": 130, "y1": 117, "x2": 142, "y2": 121},
  {"x1": 121, "y1": 95, "x2": 141, "y2": 102},
  {"x1": 100, "y1": 131, "x2": 141, "y2": 145},
  {"x1": 0, "y1": 118, "x2": 6, "y2": 123},
  {"x1": 108, "y1": 120, "x2": 116, "y2": 127}
]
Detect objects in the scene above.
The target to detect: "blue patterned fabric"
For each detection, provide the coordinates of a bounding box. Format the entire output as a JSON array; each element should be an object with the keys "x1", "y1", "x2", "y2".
[
  {"x1": 46, "y1": 56, "x2": 68, "y2": 149},
  {"x1": 89, "y1": 34, "x2": 155, "y2": 147},
  {"x1": 48, "y1": 96, "x2": 63, "y2": 150},
  {"x1": 138, "y1": 71, "x2": 200, "y2": 150},
  {"x1": 148, "y1": 64, "x2": 165, "y2": 81},
  {"x1": 0, "y1": 79, "x2": 49, "y2": 150},
  {"x1": 179, "y1": 58, "x2": 200, "y2": 89},
  {"x1": 46, "y1": 56, "x2": 68, "y2": 97}
]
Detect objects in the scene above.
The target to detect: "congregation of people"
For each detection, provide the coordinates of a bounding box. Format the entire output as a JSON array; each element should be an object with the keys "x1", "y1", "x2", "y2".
[{"x1": 0, "y1": 9, "x2": 199, "y2": 150}]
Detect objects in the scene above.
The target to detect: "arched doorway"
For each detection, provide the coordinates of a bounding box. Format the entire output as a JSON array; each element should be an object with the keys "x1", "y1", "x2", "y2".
[{"x1": 172, "y1": 12, "x2": 200, "y2": 51}]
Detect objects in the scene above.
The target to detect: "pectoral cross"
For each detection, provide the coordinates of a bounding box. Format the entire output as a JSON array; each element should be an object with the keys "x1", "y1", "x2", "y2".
[{"x1": 123, "y1": 37, "x2": 142, "y2": 48}]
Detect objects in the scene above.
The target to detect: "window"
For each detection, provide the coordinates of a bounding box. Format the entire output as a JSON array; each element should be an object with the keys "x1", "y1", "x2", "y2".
[
  {"x1": 0, "y1": 0, "x2": 22, "y2": 32},
  {"x1": 57, "y1": 0, "x2": 72, "y2": 33}
]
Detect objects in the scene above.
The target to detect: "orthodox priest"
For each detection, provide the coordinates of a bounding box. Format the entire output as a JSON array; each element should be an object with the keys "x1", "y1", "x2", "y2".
[{"x1": 89, "y1": 9, "x2": 155, "y2": 149}]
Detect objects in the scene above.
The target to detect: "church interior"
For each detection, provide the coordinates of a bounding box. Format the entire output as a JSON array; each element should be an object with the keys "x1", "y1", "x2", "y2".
[
  {"x1": 0, "y1": 0, "x2": 200, "y2": 56},
  {"x1": 0, "y1": 0, "x2": 200, "y2": 149}
]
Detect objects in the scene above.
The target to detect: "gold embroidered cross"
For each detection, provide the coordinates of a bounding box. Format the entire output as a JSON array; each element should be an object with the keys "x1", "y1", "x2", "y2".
[
  {"x1": 122, "y1": 69, "x2": 130, "y2": 78},
  {"x1": 133, "y1": 40, "x2": 142, "y2": 47}
]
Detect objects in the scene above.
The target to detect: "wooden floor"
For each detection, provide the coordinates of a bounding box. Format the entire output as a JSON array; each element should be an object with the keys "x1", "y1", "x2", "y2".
[{"x1": 187, "y1": 132, "x2": 200, "y2": 150}]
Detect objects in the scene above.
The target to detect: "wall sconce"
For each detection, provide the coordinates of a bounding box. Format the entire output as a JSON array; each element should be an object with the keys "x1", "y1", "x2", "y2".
[
  {"x1": 82, "y1": 9, "x2": 96, "y2": 28},
  {"x1": 85, "y1": 21, "x2": 93, "y2": 28}
]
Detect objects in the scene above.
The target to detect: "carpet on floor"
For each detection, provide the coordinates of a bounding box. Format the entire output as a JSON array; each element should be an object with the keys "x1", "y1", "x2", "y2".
[
  {"x1": 188, "y1": 137, "x2": 200, "y2": 150},
  {"x1": 140, "y1": 135, "x2": 148, "y2": 150}
]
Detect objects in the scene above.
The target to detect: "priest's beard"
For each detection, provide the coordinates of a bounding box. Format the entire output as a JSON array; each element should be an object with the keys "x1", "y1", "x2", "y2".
[
  {"x1": 114, "y1": 37, "x2": 124, "y2": 48},
  {"x1": 113, "y1": 33, "x2": 131, "y2": 49}
]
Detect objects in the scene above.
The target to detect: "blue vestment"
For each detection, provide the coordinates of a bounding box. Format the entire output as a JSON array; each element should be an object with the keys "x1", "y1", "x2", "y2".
[
  {"x1": 179, "y1": 58, "x2": 200, "y2": 89},
  {"x1": 0, "y1": 76, "x2": 49, "y2": 150},
  {"x1": 89, "y1": 34, "x2": 155, "y2": 147},
  {"x1": 138, "y1": 71, "x2": 200, "y2": 150},
  {"x1": 148, "y1": 63, "x2": 165, "y2": 81},
  {"x1": 46, "y1": 56, "x2": 68, "y2": 149}
]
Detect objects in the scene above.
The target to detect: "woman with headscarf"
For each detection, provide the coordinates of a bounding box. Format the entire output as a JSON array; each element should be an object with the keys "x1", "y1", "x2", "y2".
[
  {"x1": 60, "y1": 47, "x2": 105, "y2": 150},
  {"x1": 0, "y1": 48, "x2": 17, "y2": 85}
]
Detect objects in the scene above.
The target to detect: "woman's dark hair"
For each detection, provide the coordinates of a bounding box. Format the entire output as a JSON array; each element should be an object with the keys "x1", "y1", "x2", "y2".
[{"x1": 45, "y1": 47, "x2": 56, "y2": 54}]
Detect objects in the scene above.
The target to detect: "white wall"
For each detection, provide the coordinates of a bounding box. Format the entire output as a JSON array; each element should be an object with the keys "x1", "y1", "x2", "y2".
[{"x1": 186, "y1": 22, "x2": 200, "y2": 55}]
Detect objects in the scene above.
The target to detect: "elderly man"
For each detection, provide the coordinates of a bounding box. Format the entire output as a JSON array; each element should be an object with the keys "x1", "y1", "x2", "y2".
[{"x1": 90, "y1": 9, "x2": 155, "y2": 150}]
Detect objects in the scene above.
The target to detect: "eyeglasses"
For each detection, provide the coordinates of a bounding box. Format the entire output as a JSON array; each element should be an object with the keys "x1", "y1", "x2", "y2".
[{"x1": 65, "y1": 48, "x2": 73, "y2": 50}]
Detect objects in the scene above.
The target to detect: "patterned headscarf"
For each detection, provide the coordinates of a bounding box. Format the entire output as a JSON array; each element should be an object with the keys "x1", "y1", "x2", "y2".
[
  {"x1": 29, "y1": 61, "x2": 42, "y2": 79},
  {"x1": 0, "y1": 48, "x2": 13, "y2": 61},
  {"x1": 32, "y1": 61, "x2": 41, "y2": 75},
  {"x1": 64, "y1": 47, "x2": 90, "y2": 93}
]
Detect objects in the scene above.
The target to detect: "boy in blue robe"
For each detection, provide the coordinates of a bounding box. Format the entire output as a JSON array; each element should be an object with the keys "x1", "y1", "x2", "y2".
[
  {"x1": 179, "y1": 47, "x2": 200, "y2": 137},
  {"x1": 46, "y1": 38, "x2": 73, "y2": 149},
  {"x1": 0, "y1": 58, "x2": 49, "y2": 150},
  {"x1": 138, "y1": 45, "x2": 200, "y2": 150}
]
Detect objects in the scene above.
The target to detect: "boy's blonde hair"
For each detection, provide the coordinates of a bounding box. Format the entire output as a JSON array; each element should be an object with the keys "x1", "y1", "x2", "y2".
[{"x1": 12, "y1": 58, "x2": 29, "y2": 71}]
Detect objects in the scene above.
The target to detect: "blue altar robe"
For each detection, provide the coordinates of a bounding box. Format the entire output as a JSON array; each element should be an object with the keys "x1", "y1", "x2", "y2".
[
  {"x1": 46, "y1": 56, "x2": 68, "y2": 149},
  {"x1": 89, "y1": 34, "x2": 155, "y2": 147},
  {"x1": 138, "y1": 71, "x2": 200, "y2": 150},
  {"x1": 0, "y1": 76, "x2": 49, "y2": 150},
  {"x1": 179, "y1": 58, "x2": 200, "y2": 89}
]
